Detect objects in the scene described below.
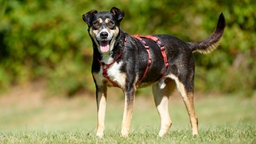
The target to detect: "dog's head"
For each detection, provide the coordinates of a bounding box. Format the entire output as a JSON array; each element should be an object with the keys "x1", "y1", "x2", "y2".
[{"x1": 82, "y1": 7, "x2": 124, "y2": 54}]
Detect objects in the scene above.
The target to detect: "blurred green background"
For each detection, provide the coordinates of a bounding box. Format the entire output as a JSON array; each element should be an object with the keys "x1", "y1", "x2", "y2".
[{"x1": 0, "y1": 0, "x2": 255, "y2": 97}]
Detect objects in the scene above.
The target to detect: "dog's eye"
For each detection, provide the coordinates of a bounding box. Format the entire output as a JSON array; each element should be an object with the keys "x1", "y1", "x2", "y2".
[
  {"x1": 93, "y1": 21, "x2": 101, "y2": 29},
  {"x1": 107, "y1": 21, "x2": 115, "y2": 29}
]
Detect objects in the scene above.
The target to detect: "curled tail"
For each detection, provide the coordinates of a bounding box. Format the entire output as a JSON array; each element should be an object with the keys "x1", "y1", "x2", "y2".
[{"x1": 189, "y1": 13, "x2": 226, "y2": 54}]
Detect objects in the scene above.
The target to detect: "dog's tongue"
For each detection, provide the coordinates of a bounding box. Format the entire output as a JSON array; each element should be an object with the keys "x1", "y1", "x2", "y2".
[{"x1": 99, "y1": 41, "x2": 109, "y2": 53}]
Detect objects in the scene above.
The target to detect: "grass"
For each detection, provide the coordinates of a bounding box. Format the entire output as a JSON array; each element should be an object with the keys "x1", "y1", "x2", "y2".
[
  {"x1": 0, "y1": 87, "x2": 256, "y2": 143},
  {"x1": 1, "y1": 127, "x2": 255, "y2": 144}
]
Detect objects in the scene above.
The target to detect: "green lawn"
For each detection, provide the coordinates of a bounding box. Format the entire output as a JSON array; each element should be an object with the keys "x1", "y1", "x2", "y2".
[{"x1": 0, "y1": 90, "x2": 255, "y2": 143}]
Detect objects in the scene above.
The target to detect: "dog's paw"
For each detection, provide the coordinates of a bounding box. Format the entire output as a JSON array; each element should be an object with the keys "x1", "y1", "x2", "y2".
[
  {"x1": 158, "y1": 130, "x2": 167, "y2": 137},
  {"x1": 121, "y1": 129, "x2": 129, "y2": 137},
  {"x1": 96, "y1": 132, "x2": 104, "y2": 138},
  {"x1": 192, "y1": 130, "x2": 199, "y2": 136}
]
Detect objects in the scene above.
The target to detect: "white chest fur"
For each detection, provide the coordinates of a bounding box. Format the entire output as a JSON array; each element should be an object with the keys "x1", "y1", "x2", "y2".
[
  {"x1": 93, "y1": 61, "x2": 126, "y2": 88},
  {"x1": 106, "y1": 61, "x2": 126, "y2": 86}
]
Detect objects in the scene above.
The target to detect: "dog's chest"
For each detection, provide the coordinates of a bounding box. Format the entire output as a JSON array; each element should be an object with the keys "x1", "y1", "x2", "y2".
[
  {"x1": 107, "y1": 61, "x2": 124, "y2": 80},
  {"x1": 95, "y1": 60, "x2": 126, "y2": 88}
]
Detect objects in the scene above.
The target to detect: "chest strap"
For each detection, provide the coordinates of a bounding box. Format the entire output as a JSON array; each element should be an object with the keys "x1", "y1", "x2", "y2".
[
  {"x1": 134, "y1": 35, "x2": 169, "y2": 86},
  {"x1": 97, "y1": 38, "x2": 126, "y2": 88},
  {"x1": 98, "y1": 52, "x2": 122, "y2": 88}
]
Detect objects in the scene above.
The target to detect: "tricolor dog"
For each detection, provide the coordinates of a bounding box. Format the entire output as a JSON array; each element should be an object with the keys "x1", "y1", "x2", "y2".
[{"x1": 82, "y1": 7, "x2": 225, "y2": 137}]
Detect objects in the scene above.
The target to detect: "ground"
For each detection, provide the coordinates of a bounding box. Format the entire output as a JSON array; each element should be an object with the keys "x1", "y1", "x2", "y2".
[{"x1": 0, "y1": 81, "x2": 255, "y2": 143}]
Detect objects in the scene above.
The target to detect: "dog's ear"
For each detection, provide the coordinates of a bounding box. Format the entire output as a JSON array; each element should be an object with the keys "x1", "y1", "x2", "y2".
[
  {"x1": 110, "y1": 7, "x2": 124, "y2": 22},
  {"x1": 82, "y1": 10, "x2": 98, "y2": 26}
]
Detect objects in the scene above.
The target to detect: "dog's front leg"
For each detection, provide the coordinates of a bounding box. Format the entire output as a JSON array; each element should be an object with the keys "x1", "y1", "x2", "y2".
[
  {"x1": 121, "y1": 86, "x2": 136, "y2": 137},
  {"x1": 96, "y1": 84, "x2": 107, "y2": 138}
]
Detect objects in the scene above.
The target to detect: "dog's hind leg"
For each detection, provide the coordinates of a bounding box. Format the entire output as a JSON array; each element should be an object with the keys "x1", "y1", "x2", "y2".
[
  {"x1": 183, "y1": 91, "x2": 198, "y2": 136},
  {"x1": 152, "y1": 78, "x2": 175, "y2": 137},
  {"x1": 169, "y1": 74, "x2": 199, "y2": 136}
]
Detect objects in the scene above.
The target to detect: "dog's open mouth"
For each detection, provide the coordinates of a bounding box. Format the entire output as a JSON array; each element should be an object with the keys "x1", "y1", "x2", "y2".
[{"x1": 99, "y1": 40, "x2": 110, "y2": 53}]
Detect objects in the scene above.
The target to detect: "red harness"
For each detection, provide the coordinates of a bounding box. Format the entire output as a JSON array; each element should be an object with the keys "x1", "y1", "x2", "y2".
[
  {"x1": 98, "y1": 35, "x2": 169, "y2": 88},
  {"x1": 98, "y1": 52, "x2": 123, "y2": 88},
  {"x1": 134, "y1": 35, "x2": 169, "y2": 86}
]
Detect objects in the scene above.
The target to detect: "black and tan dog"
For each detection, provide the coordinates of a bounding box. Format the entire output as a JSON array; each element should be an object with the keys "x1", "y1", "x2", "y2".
[{"x1": 82, "y1": 7, "x2": 225, "y2": 137}]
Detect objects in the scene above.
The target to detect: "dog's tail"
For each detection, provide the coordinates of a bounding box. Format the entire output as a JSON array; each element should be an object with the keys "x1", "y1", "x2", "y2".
[{"x1": 188, "y1": 13, "x2": 225, "y2": 54}]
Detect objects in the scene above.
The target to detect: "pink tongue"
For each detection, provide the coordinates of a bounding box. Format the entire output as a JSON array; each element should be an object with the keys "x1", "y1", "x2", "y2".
[{"x1": 100, "y1": 41, "x2": 109, "y2": 53}]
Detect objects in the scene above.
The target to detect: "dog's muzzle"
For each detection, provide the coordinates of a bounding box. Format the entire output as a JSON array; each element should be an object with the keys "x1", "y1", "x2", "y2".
[{"x1": 97, "y1": 30, "x2": 112, "y2": 53}]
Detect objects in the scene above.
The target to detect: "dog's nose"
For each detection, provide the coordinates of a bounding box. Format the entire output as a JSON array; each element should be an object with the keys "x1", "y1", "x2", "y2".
[{"x1": 100, "y1": 32, "x2": 108, "y2": 39}]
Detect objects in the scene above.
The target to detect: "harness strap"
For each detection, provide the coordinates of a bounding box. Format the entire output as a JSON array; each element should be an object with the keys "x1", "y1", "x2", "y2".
[
  {"x1": 134, "y1": 35, "x2": 169, "y2": 86},
  {"x1": 133, "y1": 35, "x2": 152, "y2": 86},
  {"x1": 97, "y1": 37, "x2": 126, "y2": 88},
  {"x1": 97, "y1": 35, "x2": 169, "y2": 88},
  {"x1": 98, "y1": 53, "x2": 122, "y2": 88}
]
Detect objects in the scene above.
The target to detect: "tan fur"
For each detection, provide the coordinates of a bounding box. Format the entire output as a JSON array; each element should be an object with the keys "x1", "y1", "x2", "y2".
[
  {"x1": 152, "y1": 79, "x2": 175, "y2": 137},
  {"x1": 121, "y1": 87, "x2": 136, "y2": 137},
  {"x1": 96, "y1": 85, "x2": 107, "y2": 138},
  {"x1": 167, "y1": 74, "x2": 198, "y2": 136}
]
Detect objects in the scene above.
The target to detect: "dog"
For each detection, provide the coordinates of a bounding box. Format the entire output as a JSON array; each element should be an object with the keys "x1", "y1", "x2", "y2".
[{"x1": 82, "y1": 7, "x2": 225, "y2": 137}]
